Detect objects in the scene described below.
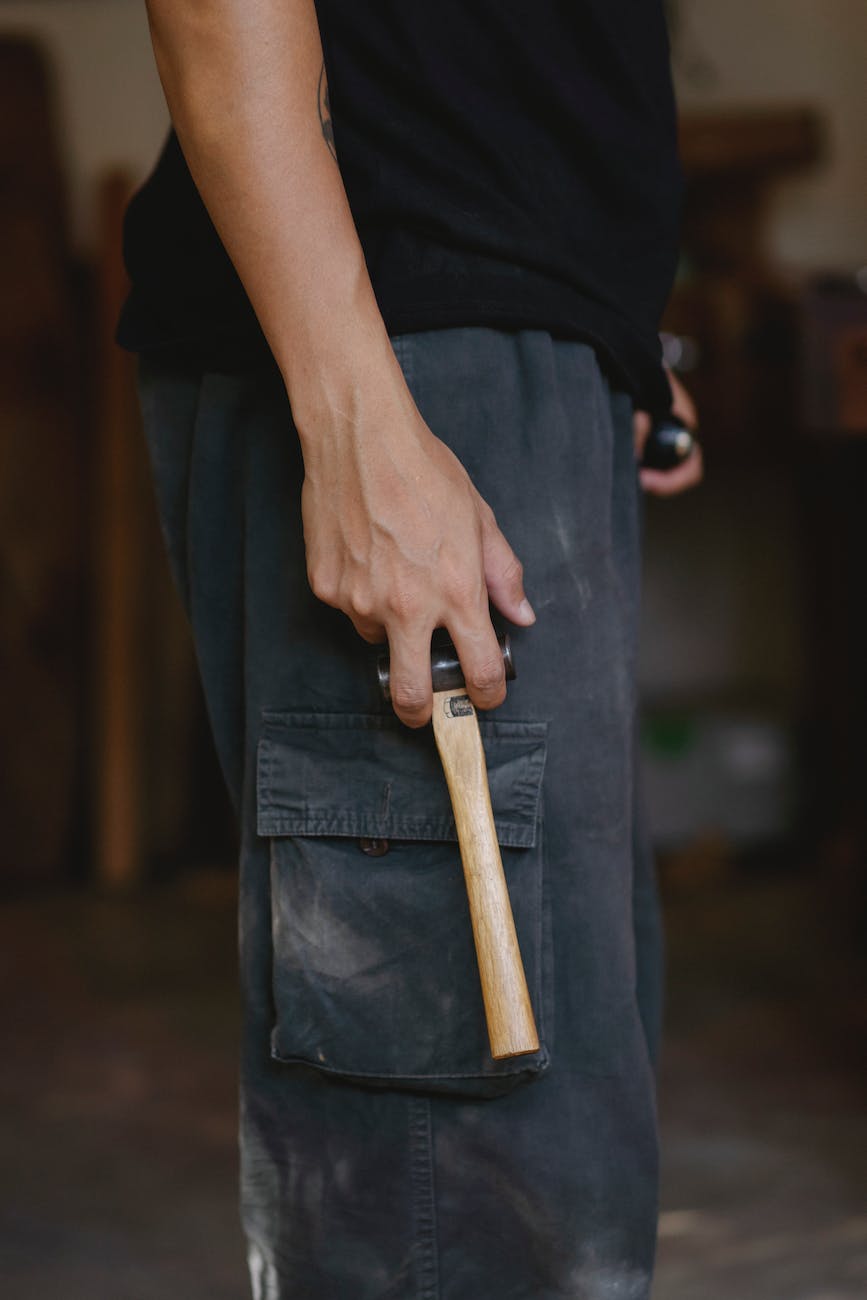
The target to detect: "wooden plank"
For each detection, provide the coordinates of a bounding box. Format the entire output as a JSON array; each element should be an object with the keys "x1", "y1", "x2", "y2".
[{"x1": 92, "y1": 169, "x2": 144, "y2": 891}]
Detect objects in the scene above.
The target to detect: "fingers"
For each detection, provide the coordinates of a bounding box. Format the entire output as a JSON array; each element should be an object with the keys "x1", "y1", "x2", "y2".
[
  {"x1": 386, "y1": 614, "x2": 509, "y2": 726},
  {"x1": 478, "y1": 501, "x2": 535, "y2": 627},
  {"x1": 343, "y1": 525, "x2": 532, "y2": 727},
  {"x1": 447, "y1": 620, "x2": 508, "y2": 713},
  {"x1": 385, "y1": 610, "x2": 510, "y2": 726},
  {"x1": 384, "y1": 620, "x2": 436, "y2": 728},
  {"x1": 640, "y1": 442, "x2": 704, "y2": 497},
  {"x1": 349, "y1": 484, "x2": 535, "y2": 726}
]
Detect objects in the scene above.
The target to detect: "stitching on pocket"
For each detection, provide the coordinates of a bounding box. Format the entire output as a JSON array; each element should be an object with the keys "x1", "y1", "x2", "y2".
[
  {"x1": 268, "y1": 1046, "x2": 550, "y2": 1085},
  {"x1": 260, "y1": 813, "x2": 539, "y2": 848},
  {"x1": 256, "y1": 711, "x2": 548, "y2": 849}
]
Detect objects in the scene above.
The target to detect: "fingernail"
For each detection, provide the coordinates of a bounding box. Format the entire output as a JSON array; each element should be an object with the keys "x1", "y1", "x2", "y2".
[{"x1": 518, "y1": 598, "x2": 536, "y2": 624}]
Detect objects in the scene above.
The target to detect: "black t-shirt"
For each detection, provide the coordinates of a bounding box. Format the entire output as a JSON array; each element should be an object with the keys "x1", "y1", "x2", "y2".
[{"x1": 118, "y1": 1, "x2": 683, "y2": 415}]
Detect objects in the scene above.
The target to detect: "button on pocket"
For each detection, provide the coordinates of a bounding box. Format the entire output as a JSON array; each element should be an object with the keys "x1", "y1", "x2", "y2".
[
  {"x1": 358, "y1": 836, "x2": 389, "y2": 857},
  {"x1": 257, "y1": 710, "x2": 550, "y2": 1098}
]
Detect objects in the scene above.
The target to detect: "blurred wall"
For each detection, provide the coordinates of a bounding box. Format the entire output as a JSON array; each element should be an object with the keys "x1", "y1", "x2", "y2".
[
  {"x1": 0, "y1": 0, "x2": 167, "y2": 252},
  {"x1": 1, "y1": 1, "x2": 864, "y2": 273},
  {"x1": 675, "y1": 0, "x2": 867, "y2": 274},
  {"x1": 640, "y1": 0, "x2": 867, "y2": 709}
]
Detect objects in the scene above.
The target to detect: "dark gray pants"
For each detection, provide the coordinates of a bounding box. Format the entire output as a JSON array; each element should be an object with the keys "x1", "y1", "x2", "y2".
[{"x1": 139, "y1": 327, "x2": 663, "y2": 1299}]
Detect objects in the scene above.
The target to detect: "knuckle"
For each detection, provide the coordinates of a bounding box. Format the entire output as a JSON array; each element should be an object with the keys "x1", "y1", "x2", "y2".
[
  {"x1": 308, "y1": 569, "x2": 337, "y2": 603},
  {"x1": 385, "y1": 587, "x2": 423, "y2": 621},
  {"x1": 397, "y1": 708, "x2": 430, "y2": 729},
  {"x1": 391, "y1": 679, "x2": 430, "y2": 714},
  {"x1": 472, "y1": 682, "x2": 507, "y2": 711},
  {"x1": 348, "y1": 588, "x2": 374, "y2": 619},
  {"x1": 445, "y1": 572, "x2": 484, "y2": 610},
  {"x1": 478, "y1": 498, "x2": 497, "y2": 528},
  {"x1": 468, "y1": 658, "x2": 506, "y2": 695}
]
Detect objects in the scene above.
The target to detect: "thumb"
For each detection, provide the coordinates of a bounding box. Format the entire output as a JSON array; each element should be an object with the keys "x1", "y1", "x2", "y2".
[{"x1": 481, "y1": 517, "x2": 536, "y2": 626}]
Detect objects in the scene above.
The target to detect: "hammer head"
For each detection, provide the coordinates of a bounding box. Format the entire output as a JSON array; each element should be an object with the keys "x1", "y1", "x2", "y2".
[{"x1": 376, "y1": 633, "x2": 515, "y2": 702}]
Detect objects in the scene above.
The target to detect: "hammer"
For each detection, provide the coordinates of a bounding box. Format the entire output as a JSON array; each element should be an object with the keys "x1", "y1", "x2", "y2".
[{"x1": 377, "y1": 634, "x2": 539, "y2": 1061}]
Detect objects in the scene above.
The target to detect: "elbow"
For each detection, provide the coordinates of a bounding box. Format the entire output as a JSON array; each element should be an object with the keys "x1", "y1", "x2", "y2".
[{"x1": 144, "y1": 0, "x2": 239, "y2": 136}]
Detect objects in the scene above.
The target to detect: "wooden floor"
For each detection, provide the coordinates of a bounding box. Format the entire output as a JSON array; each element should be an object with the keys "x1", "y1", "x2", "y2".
[
  {"x1": 657, "y1": 872, "x2": 867, "y2": 1299},
  {"x1": 1, "y1": 867, "x2": 865, "y2": 1299}
]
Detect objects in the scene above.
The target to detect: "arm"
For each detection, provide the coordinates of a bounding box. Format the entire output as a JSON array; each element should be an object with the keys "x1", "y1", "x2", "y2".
[{"x1": 145, "y1": 0, "x2": 535, "y2": 726}]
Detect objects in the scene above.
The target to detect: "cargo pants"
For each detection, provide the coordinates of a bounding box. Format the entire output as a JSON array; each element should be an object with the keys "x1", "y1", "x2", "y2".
[{"x1": 138, "y1": 327, "x2": 663, "y2": 1299}]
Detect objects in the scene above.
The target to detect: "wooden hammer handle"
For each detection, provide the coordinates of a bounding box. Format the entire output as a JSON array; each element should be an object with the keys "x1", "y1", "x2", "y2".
[{"x1": 431, "y1": 688, "x2": 540, "y2": 1060}]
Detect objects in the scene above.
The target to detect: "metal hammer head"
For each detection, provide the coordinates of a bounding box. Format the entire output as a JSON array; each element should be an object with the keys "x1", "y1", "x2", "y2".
[{"x1": 376, "y1": 633, "x2": 515, "y2": 702}]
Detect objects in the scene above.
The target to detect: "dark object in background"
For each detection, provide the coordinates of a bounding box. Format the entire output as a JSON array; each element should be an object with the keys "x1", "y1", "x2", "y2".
[
  {"x1": 664, "y1": 108, "x2": 823, "y2": 455},
  {"x1": 0, "y1": 37, "x2": 233, "y2": 890},
  {"x1": 800, "y1": 274, "x2": 867, "y2": 436},
  {"x1": 0, "y1": 38, "x2": 86, "y2": 884},
  {"x1": 797, "y1": 274, "x2": 867, "y2": 949},
  {"x1": 642, "y1": 416, "x2": 696, "y2": 470}
]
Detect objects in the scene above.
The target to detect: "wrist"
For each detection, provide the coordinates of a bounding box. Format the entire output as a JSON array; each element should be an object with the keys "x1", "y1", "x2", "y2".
[
  {"x1": 271, "y1": 257, "x2": 407, "y2": 443},
  {"x1": 285, "y1": 325, "x2": 416, "y2": 459}
]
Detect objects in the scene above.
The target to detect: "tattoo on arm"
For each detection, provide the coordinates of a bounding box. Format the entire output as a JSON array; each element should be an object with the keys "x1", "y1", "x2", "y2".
[{"x1": 318, "y1": 61, "x2": 337, "y2": 161}]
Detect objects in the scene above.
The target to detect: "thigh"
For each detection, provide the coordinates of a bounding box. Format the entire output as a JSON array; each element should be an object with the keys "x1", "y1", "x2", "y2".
[
  {"x1": 139, "y1": 332, "x2": 660, "y2": 1300},
  {"x1": 394, "y1": 330, "x2": 658, "y2": 1295}
]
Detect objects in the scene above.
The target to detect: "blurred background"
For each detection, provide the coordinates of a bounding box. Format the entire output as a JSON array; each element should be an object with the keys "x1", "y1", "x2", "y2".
[{"x1": 1, "y1": 2, "x2": 866, "y2": 1297}]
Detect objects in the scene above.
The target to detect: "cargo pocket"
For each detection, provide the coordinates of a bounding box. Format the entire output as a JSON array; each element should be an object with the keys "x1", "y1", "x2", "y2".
[{"x1": 257, "y1": 710, "x2": 550, "y2": 1098}]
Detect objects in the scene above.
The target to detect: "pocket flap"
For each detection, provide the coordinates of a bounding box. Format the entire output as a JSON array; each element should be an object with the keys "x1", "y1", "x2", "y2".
[{"x1": 257, "y1": 711, "x2": 547, "y2": 848}]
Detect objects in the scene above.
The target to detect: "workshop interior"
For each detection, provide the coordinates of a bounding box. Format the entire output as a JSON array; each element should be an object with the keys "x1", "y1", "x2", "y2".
[{"x1": 1, "y1": 2, "x2": 866, "y2": 1296}]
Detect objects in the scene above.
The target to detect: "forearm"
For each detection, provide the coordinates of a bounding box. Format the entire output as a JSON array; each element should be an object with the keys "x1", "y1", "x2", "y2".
[
  {"x1": 144, "y1": 0, "x2": 536, "y2": 725},
  {"x1": 145, "y1": 0, "x2": 403, "y2": 436}
]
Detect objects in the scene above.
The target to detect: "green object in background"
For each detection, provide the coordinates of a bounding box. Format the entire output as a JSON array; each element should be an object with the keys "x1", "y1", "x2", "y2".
[
  {"x1": 642, "y1": 715, "x2": 698, "y2": 759},
  {"x1": 640, "y1": 709, "x2": 795, "y2": 849}
]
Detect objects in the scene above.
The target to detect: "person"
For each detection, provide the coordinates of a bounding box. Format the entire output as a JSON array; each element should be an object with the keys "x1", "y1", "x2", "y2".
[{"x1": 119, "y1": 2, "x2": 703, "y2": 1295}]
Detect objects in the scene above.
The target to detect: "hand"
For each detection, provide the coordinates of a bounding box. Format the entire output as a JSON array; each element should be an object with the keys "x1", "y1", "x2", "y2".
[
  {"x1": 633, "y1": 367, "x2": 704, "y2": 497},
  {"x1": 299, "y1": 380, "x2": 535, "y2": 728}
]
